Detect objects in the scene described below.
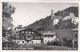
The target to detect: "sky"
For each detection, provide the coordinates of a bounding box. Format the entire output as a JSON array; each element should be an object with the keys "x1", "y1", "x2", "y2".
[{"x1": 10, "y1": 2, "x2": 78, "y2": 27}]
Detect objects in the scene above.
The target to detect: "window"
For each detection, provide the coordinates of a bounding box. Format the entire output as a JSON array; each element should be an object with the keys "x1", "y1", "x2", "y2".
[
  {"x1": 75, "y1": 34, "x2": 78, "y2": 38},
  {"x1": 41, "y1": 36, "x2": 43, "y2": 38},
  {"x1": 52, "y1": 35, "x2": 54, "y2": 37},
  {"x1": 44, "y1": 37, "x2": 45, "y2": 38},
  {"x1": 17, "y1": 41, "x2": 19, "y2": 43},
  {"x1": 48, "y1": 40, "x2": 49, "y2": 42},
  {"x1": 49, "y1": 36, "x2": 51, "y2": 38},
  {"x1": 36, "y1": 37, "x2": 37, "y2": 39},
  {"x1": 23, "y1": 36, "x2": 24, "y2": 39},
  {"x1": 32, "y1": 41, "x2": 33, "y2": 43},
  {"x1": 35, "y1": 41, "x2": 37, "y2": 43},
  {"x1": 26, "y1": 31, "x2": 27, "y2": 33},
  {"x1": 32, "y1": 32, "x2": 34, "y2": 34},
  {"x1": 46, "y1": 37, "x2": 48, "y2": 38},
  {"x1": 74, "y1": 41, "x2": 77, "y2": 45},
  {"x1": 38, "y1": 37, "x2": 40, "y2": 39},
  {"x1": 16, "y1": 32, "x2": 18, "y2": 33},
  {"x1": 29, "y1": 31, "x2": 31, "y2": 33},
  {"x1": 22, "y1": 31, "x2": 24, "y2": 33},
  {"x1": 38, "y1": 41, "x2": 39, "y2": 43},
  {"x1": 28, "y1": 36, "x2": 30, "y2": 38},
  {"x1": 27, "y1": 40, "x2": 29, "y2": 42},
  {"x1": 45, "y1": 40, "x2": 47, "y2": 42},
  {"x1": 22, "y1": 41, "x2": 24, "y2": 43}
]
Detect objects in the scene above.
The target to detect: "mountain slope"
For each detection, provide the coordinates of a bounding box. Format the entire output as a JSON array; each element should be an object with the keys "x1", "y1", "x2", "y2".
[{"x1": 25, "y1": 7, "x2": 78, "y2": 31}]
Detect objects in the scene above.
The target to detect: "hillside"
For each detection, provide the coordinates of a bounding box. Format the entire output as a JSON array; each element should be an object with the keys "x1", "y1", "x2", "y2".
[
  {"x1": 25, "y1": 7, "x2": 78, "y2": 31},
  {"x1": 26, "y1": 16, "x2": 52, "y2": 31}
]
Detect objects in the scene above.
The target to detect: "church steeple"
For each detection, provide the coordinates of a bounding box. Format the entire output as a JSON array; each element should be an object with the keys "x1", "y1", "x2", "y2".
[
  {"x1": 51, "y1": 10, "x2": 54, "y2": 19},
  {"x1": 50, "y1": 10, "x2": 54, "y2": 30}
]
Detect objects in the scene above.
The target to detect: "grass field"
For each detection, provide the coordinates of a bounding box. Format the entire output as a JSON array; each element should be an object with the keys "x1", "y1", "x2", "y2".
[{"x1": 3, "y1": 44, "x2": 78, "y2": 50}]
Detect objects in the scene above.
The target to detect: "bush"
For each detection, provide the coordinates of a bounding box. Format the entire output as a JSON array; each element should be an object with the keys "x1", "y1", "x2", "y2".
[
  {"x1": 34, "y1": 46, "x2": 41, "y2": 50},
  {"x1": 47, "y1": 41, "x2": 62, "y2": 46},
  {"x1": 62, "y1": 38, "x2": 68, "y2": 46},
  {"x1": 53, "y1": 41, "x2": 62, "y2": 46},
  {"x1": 67, "y1": 40, "x2": 72, "y2": 47}
]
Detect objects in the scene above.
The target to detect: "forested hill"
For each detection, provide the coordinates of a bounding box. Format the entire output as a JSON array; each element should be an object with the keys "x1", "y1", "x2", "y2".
[
  {"x1": 54, "y1": 7, "x2": 78, "y2": 18},
  {"x1": 25, "y1": 7, "x2": 78, "y2": 31},
  {"x1": 26, "y1": 16, "x2": 52, "y2": 30}
]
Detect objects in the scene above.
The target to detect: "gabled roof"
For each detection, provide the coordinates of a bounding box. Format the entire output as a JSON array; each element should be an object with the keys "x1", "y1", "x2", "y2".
[
  {"x1": 63, "y1": 16, "x2": 72, "y2": 20},
  {"x1": 18, "y1": 28, "x2": 42, "y2": 35},
  {"x1": 39, "y1": 30, "x2": 56, "y2": 35},
  {"x1": 71, "y1": 28, "x2": 78, "y2": 31},
  {"x1": 43, "y1": 32, "x2": 56, "y2": 35}
]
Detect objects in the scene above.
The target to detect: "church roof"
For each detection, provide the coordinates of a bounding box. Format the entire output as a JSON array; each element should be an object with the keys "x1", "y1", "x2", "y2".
[
  {"x1": 63, "y1": 16, "x2": 72, "y2": 20},
  {"x1": 51, "y1": 15, "x2": 62, "y2": 19}
]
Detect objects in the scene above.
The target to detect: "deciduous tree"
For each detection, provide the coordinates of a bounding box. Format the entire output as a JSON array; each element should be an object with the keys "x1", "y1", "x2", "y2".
[{"x1": 2, "y1": 2, "x2": 15, "y2": 37}]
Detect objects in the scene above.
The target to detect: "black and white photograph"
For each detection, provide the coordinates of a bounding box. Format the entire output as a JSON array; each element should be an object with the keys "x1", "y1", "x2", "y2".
[{"x1": 2, "y1": 1, "x2": 79, "y2": 50}]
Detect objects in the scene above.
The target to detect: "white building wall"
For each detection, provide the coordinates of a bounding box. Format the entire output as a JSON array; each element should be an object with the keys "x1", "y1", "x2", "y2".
[
  {"x1": 72, "y1": 17, "x2": 78, "y2": 25},
  {"x1": 17, "y1": 40, "x2": 26, "y2": 44},
  {"x1": 13, "y1": 39, "x2": 41, "y2": 44},
  {"x1": 17, "y1": 40, "x2": 33, "y2": 44},
  {"x1": 32, "y1": 40, "x2": 41, "y2": 44},
  {"x1": 54, "y1": 19, "x2": 59, "y2": 25},
  {"x1": 43, "y1": 35, "x2": 56, "y2": 44}
]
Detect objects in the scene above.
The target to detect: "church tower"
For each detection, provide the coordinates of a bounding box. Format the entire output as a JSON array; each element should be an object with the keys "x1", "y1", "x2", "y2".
[
  {"x1": 51, "y1": 10, "x2": 55, "y2": 30},
  {"x1": 51, "y1": 10, "x2": 54, "y2": 20}
]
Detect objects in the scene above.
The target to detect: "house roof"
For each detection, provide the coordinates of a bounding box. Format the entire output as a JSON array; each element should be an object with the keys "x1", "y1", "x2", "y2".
[
  {"x1": 71, "y1": 28, "x2": 78, "y2": 31},
  {"x1": 43, "y1": 32, "x2": 56, "y2": 35},
  {"x1": 63, "y1": 16, "x2": 72, "y2": 20},
  {"x1": 18, "y1": 28, "x2": 42, "y2": 35},
  {"x1": 39, "y1": 31, "x2": 56, "y2": 35}
]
